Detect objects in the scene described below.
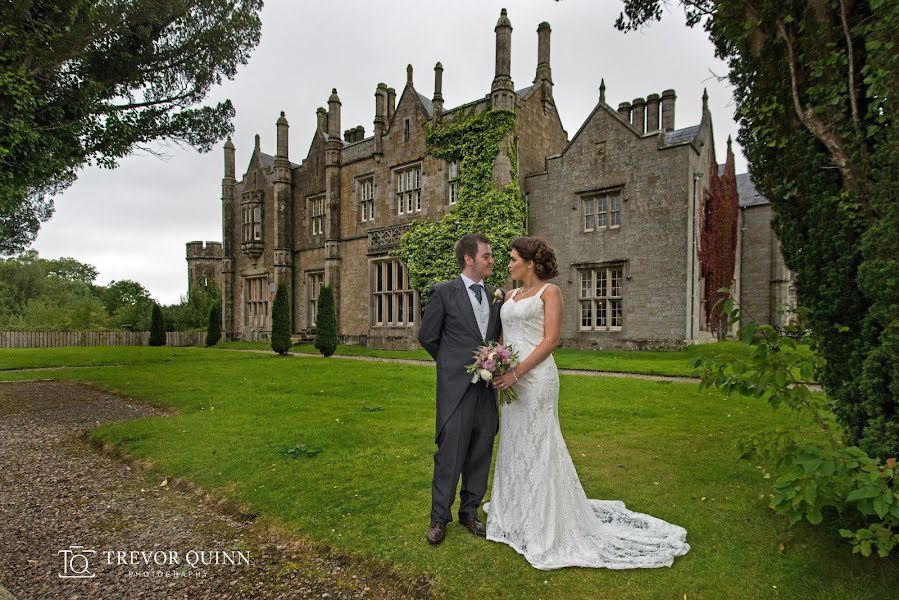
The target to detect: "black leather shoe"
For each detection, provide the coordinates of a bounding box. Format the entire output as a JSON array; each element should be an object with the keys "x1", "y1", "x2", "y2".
[
  {"x1": 459, "y1": 516, "x2": 487, "y2": 537},
  {"x1": 426, "y1": 521, "x2": 447, "y2": 545}
]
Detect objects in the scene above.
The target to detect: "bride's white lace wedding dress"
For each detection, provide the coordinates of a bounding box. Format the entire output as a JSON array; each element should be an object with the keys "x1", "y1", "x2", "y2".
[{"x1": 484, "y1": 283, "x2": 690, "y2": 570}]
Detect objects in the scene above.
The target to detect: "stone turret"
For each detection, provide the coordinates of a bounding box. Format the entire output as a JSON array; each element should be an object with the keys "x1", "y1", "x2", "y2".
[
  {"x1": 316, "y1": 107, "x2": 327, "y2": 134},
  {"x1": 387, "y1": 87, "x2": 396, "y2": 121},
  {"x1": 374, "y1": 83, "x2": 387, "y2": 156},
  {"x1": 534, "y1": 21, "x2": 552, "y2": 85},
  {"x1": 327, "y1": 88, "x2": 341, "y2": 140},
  {"x1": 491, "y1": 8, "x2": 515, "y2": 111},
  {"x1": 276, "y1": 111, "x2": 289, "y2": 158}
]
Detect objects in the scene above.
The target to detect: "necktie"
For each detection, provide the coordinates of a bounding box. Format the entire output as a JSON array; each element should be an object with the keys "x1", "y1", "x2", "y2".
[{"x1": 469, "y1": 283, "x2": 483, "y2": 304}]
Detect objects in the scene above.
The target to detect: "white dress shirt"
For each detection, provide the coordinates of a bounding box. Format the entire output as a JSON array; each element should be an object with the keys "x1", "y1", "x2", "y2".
[{"x1": 461, "y1": 273, "x2": 490, "y2": 383}]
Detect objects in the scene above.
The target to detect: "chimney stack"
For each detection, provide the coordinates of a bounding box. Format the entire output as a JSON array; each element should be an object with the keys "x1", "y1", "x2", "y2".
[
  {"x1": 316, "y1": 107, "x2": 327, "y2": 134},
  {"x1": 661, "y1": 89, "x2": 676, "y2": 131},
  {"x1": 617, "y1": 101, "x2": 631, "y2": 122},
  {"x1": 433, "y1": 62, "x2": 444, "y2": 121},
  {"x1": 631, "y1": 97, "x2": 645, "y2": 134},
  {"x1": 387, "y1": 87, "x2": 396, "y2": 121},
  {"x1": 646, "y1": 93, "x2": 660, "y2": 132},
  {"x1": 374, "y1": 83, "x2": 387, "y2": 155}
]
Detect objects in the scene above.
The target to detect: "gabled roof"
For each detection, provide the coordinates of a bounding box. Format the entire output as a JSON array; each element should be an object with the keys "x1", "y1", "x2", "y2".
[
  {"x1": 416, "y1": 92, "x2": 433, "y2": 117},
  {"x1": 735, "y1": 172, "x2": 769, "y2": 207}
]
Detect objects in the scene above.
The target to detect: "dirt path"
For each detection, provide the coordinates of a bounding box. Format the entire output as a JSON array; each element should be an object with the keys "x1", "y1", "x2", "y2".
[{"x1": 0, "y1": 380, "x2": 426, "y2": 600}]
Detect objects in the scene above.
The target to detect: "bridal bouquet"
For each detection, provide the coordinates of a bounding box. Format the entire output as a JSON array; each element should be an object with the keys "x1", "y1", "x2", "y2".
[{"x1": 466, "y1": 341, "x2": 520, "y2": 405}]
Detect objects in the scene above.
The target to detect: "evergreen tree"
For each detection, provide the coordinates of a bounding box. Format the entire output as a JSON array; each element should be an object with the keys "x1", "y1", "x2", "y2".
[
  {"x1": 206, "y1": 301, "x2": 222, "y2": 347},
  {"x1": 148, "y1": 303, "x2": 166, "y2": 346},
  {"x1": 270, "y1": 282, "x2": 291, "y2": 355},
  {"x1": 314, "y1": 285, "x2": 338, "y2": 357}
]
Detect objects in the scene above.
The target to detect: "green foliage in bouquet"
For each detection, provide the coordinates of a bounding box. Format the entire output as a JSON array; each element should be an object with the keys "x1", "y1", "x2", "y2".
[
  {"x1": 271, "y1": 282, "x2": 291, "y2": 355},
  {"x1": 314, "y1": 285, "x2": 337, "y2": 357},
  {"x1": 148, "y1": 303, "x2": 166, "y2": 346},
  {"x1": 205, "y1": 301, "x2": 222, "y2": 347},
  {"x1": 395, "y1": 109, "x2": 526, "y2": 301},
  {"x1": 692, "y1": 290, "x2": 898, "y2": 558}
]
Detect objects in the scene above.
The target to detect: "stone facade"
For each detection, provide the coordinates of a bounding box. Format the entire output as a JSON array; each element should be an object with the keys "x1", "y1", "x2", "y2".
[
  {"x1": 187, "y1": 9, "x2": 794, "y2": 348},
  {"x1": 734, "y1": 174, "x2": 796, "y2": 329}
]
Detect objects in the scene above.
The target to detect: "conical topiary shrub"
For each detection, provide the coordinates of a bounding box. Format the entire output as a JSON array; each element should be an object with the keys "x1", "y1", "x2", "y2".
[
  {"x1": 148, "y1": 302, "x2": 166, "y2": 346},
  {"x1": 206, "y1": 301, "x2": 222, "y2": 347},
  {"x1": 314, "y1": 284, "x2": 337, "y2": 357},
  {"x1": 271, "y1": 282, "x2": 291, "y2": 355}
]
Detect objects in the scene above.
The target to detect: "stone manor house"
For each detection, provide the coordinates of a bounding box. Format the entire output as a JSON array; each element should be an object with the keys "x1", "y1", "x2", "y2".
[{"x1": 186, "y1": 9, "x2": 795, "y2": 349}]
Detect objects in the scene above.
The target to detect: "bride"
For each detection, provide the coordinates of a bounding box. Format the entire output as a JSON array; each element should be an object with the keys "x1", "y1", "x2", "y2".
[{"x1": 484, "y1": 236, "x2": 690, "y2": 570}]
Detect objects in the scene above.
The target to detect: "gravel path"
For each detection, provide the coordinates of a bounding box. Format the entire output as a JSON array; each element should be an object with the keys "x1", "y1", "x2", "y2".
[{"x1": 0, "y1": 380, "x2": 426, "y2": 600}]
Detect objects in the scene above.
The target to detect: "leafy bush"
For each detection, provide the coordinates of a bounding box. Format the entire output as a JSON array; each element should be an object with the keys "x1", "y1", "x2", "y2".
[
  {"x1": 206, "y1": 301, "x2": 222, "y2": 346},
  {"x1": 692, "y1": 291, "x2": 898, "y2": 557}
]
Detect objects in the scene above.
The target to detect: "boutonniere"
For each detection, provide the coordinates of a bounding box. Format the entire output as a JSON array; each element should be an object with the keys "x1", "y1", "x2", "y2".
[{"x1": 492, "y1": 288, "x2": 504, "y2": 304}]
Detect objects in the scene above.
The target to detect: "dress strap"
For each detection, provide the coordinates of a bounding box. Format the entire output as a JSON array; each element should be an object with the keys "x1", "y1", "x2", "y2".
[
  {"x1": 508, "y1": 287, "x2": 521, "y2": 300},
  {"x1": 535, "y1": 283, "x2": 551, "y2": 298}
]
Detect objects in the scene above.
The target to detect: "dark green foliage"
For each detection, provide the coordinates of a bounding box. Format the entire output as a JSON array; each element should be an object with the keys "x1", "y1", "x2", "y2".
[
  {"x1": 616, "y1": 0, "x2": 898, "y2": 458},
  {"x1": 148, "y1": 303, "x2": 166, "y2": 346},
  {"x1": 206, "y1": 301, "x2": 222, "y2": 347},
  {"x1": 162, "y1": 284, "x2": 220, "y2": 332},
  {"x1": 314, "y1": 285, "x2": 337, "y2": 357},
  {"x1": 396, "y1": 109, "x2": 526, "y2": 297},
  {"x1": 0, "y1": 0, "x2": 264, "y2": 254},
  {"x1": 271, "y1": 282, "x2": 291, "y2": 355}
]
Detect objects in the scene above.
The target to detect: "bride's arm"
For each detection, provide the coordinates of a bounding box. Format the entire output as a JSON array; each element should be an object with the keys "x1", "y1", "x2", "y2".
[{"x1": 511, "y1": 285, "x2": 562, "y2": 379}]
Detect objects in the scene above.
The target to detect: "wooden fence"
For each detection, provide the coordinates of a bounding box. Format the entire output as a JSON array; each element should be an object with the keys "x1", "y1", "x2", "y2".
[{"x1": 0, "y1": 331, "x2": 206, "y2": 348}]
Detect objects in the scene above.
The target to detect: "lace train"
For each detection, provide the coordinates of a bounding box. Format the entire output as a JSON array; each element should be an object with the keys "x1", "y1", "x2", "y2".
[{"x1": 484, "y1": 284, "x2": 690, "y2": 570}]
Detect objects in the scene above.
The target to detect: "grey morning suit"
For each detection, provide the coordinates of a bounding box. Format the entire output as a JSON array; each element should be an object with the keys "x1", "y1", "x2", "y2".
[{"x1": 418, "y1": 276, "x2": 503, "y2": 524}]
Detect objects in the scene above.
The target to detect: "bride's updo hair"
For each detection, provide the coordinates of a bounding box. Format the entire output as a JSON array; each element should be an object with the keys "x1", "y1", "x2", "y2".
[{"x1": 510, "y1": 236, "x2": 559, "y2": 280}]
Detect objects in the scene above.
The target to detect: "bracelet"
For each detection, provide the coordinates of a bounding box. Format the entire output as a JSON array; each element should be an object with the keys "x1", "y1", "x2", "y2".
[{"x1": 512, "y1": 370, "x2": 519, "y2": 383}]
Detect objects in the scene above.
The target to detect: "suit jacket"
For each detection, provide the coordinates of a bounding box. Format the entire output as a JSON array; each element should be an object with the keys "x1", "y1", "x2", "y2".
[{"x1": 418, "y1": 277, "x2": 504, "y2": 442}]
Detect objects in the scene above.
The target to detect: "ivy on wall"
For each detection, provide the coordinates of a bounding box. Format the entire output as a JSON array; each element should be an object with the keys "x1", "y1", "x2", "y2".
[
  {"x1": 394, "y1": 109, "x2": 526, "y2": 297},
  {"x1": 699, "y1": 144, "x2": 740, "y2": 336}
]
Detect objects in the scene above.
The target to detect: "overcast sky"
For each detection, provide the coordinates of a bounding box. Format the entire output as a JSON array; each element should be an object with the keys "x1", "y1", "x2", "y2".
[{"x1": 32, "y1": 0, "x2": 746, "y2": 305}]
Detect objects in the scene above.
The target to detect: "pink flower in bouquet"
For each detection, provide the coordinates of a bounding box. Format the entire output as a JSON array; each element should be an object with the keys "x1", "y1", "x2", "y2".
[{"x1": 483, "y1": 359, "x2": 496, "y2": 371}]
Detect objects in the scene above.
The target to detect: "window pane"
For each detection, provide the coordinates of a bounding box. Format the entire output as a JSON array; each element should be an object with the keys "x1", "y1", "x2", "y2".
[
  {"x1": 580, "y1": 271, "x2": 590, "y2": 297},
  {"x1": 596, "y1": 270, "x2": 607, "y2": 297},
  {"x1": 598, "y1": 211, "x2": 607, "y2": 228},
  {"x1": 377, "y1": 295, "x2": 383, "y2": 323},
  {"x1": 611, "y1": 299, "x2": 622, "y2": 327},
  {"x1": 611, "y1": 269, "x2": 622, "y2": 296},
  {"x1": 585, "y1": 214, "x2": 594, "y2": 230},
  {"x1": 387, "y1": 262, "x2": 393, "y2": 291},
  {"x1": 585, "y1": 198, "x2": 594, "y2": 215},
  {"x1": 387, "y1": 293, "x2": 393, "y2": 322},
  {"x1": 407, "y1": 292, "x2": 415, "y2": 322},
  {"x1": 398, "y1": 293, "x2": 404, "y2": 322},
  {"x1": 597, "y1": 301, "x2": 607, "y2": 327},
  {"x1": 580, "y1": 301, "x2": 592, "y2": 327}
]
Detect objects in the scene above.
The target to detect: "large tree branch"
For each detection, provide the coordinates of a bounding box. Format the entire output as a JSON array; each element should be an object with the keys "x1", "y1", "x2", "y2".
[
  {"x1": 838, "y1": 0, "x2": 860, "y2": 126},
  {"x1": 775, "y1": 20, "x2": 855, "y2": 190}
]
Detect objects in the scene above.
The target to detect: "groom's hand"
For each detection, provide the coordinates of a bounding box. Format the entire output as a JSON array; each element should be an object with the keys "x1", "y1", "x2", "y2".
[{"x1": 417, "y1": 285, "x2": 445, "y2": 359}]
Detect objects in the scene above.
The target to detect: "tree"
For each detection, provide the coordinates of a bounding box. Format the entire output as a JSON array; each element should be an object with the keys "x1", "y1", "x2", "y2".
[
  {"x1": 615, "y1": 0, "x2": 898, "y2": 458},
  {"x1": 0, "y1": 0, "x2": 264, "y2": 255},
  {"x1": 270, "y1": 282, "x2": 291, "y2": 355},
  {"x1": 206, "y1": 301, "x2": 222, "y2": 347},
  {"x1": 148, "y1": 302, "x2": 166, "y2": 346},
  {"x1": 314, "y1": 285, "x2": 337, "y2": 357}
]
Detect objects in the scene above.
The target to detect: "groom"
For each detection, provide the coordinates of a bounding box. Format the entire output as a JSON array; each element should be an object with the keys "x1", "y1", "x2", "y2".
[{"x1": 418, "y1": 233, "x2": 503, "y2": 545}]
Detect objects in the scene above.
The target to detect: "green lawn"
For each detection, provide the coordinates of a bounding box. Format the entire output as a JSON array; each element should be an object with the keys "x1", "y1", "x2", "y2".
[{"x1": 0, "y1": 347, "x2": 886, "y2": 599}]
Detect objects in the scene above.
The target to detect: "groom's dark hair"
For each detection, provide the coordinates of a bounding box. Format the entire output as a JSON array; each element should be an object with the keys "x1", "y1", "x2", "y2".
[{"x1": 455, "y1": 233, "x2": 490, "y2": 270}]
